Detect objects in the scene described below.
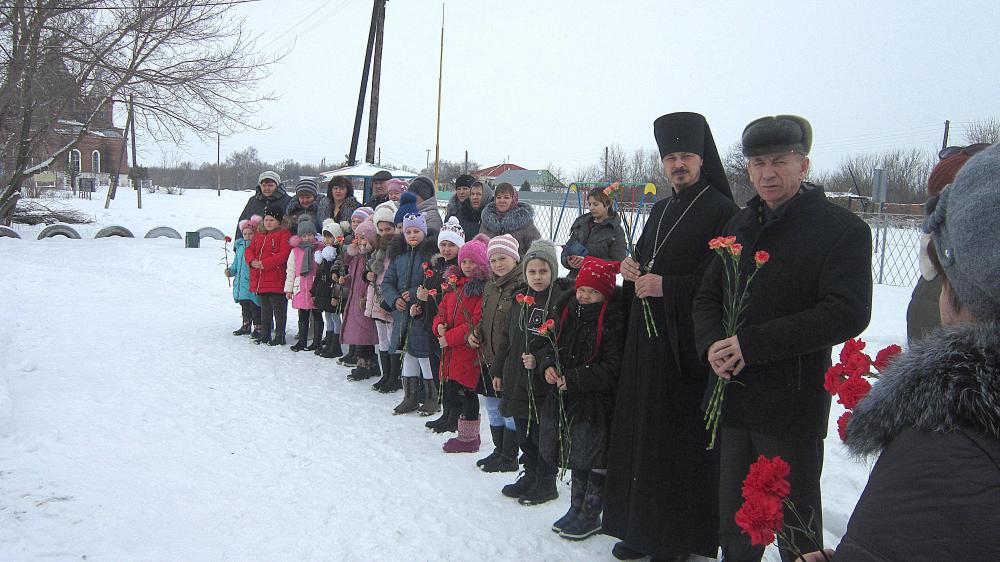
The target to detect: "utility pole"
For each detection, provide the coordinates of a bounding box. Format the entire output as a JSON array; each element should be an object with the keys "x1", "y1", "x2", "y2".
[
  {"x1": 130, "y1": 95, "x2": 140, "y2": 209},
  {"x1": 425, "y1": 149, "x2": 431, "y2": 171},
  {"x1": 942, "y1": 120, "x2": 951, "y2": 150},
  {"x1": 348, "y1": 0, "x2": 380, "y2": 166},
  {"x1": 365, "y1": 0, "x2": 386, "y2": 164},
  {"x1": 216, "y1": 131, "x2": 221, "y2": 196},
  {"x1": 464, "y1": 150, "x2": 468, "y2": 173},
  {"x1": 432, "y1": 3, "x2": 445, "y2": 191},
  {"x1": 604, "y1": 146, "x2": 609, "y2": 182},
  {"x1": 377, "y1": 148, "x2": 381, "y2": 166}
]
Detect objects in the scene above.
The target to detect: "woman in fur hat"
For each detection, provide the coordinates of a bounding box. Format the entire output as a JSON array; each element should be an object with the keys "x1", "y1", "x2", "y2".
[{"x1": 478, "y1": 182, "x2": 541, "y2": 257}]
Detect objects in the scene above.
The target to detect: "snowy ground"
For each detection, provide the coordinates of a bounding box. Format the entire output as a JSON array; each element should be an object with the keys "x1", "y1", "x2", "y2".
[{"x1": 1, "y1": 189, "x2": 910, "y2": 561}]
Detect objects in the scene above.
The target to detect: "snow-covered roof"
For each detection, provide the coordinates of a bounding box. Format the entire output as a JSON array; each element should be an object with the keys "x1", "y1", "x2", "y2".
[{"x1": 318, "y1": 163, "x2": 418, "y2": 183}]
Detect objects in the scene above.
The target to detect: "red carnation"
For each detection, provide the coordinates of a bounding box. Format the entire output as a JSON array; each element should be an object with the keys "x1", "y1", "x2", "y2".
[
  {"x1": 709, "y1": 236, "x2": 726, "y2": 250},
  {"x1": 735, "y1": 493, "x2": 783, "y2": 546},
  {"x1": 424, "y1": 269, "x2": 434, "y2": 278},
  {"x1": 428, "y1": 289, "x2": 438, "y2": 297},
  {"x1": 523, "y1": 295, "x2": 536, "y2": 307},
  {"x1": 422, "y1": 261, "x2": 429, "y2": 269},
  {"x1": 731, "y1": 243, "x2": 743, "y2": 256},
  {"x1": 224, "y1": 235, "x2": 232, "y2": 242},
  {"x1": 823, "y1": 364, "x2": 848, "y2": 395},
  {"x1": 873, "y1": 344, "x2": 902, "y2": 372},
  {"x1": 441, "y1": 282, "x2": 450, "y2": 292},
  {"x1": 516, "y1": 293, "x2": 525, "y2": 304},
  {"x1": 837, "y1": 411, "x2": 852, "y2": 442},
  {"x1": 741, "y1": 455, "x2": 791, "y2": 501},
  {"x1": 840, "y1": 338, "x2": 867, "y2": 364},
  {"x1": 837, "y1": 375, "x2": 872, "y2": 410},
  {"x1": 754, "y1": 250, "x2": 770, "y2": 266},
  {"x1": 842, "y1": 351, "x2": 872, "y2": 377}
]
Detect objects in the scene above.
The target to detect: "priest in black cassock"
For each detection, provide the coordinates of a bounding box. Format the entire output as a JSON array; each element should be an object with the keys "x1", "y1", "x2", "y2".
[{"x1": 603, "y1": 112, "x2": 738, "y2": 562}]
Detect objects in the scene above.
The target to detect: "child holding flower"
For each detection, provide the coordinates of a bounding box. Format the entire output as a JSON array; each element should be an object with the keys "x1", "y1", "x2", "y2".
[{"x1": 537, "y1": 256, "x2": 625, "y2": 540}]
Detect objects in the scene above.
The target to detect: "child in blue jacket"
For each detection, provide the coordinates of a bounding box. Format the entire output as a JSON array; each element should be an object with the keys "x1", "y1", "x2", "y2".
[{"x1": 227, "y1": 216, "x2": 262, "y2": 336}]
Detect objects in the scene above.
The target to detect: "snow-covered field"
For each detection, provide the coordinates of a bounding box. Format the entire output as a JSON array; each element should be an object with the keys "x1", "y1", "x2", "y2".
[{"x1": 1, "y1": 189, "x2": 909, "y2": 560}]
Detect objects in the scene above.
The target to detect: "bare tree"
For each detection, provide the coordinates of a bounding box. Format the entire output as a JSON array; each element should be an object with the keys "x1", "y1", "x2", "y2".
[
  {"x1": 1, "y1": 0, "x2": 279, "y2": 224},
  {"x1": 963, "y1": 118, "x2": 1000, "y2": 145},
  {"x1": 722, "y1": 143, "x2": 755, "y2": 206}
]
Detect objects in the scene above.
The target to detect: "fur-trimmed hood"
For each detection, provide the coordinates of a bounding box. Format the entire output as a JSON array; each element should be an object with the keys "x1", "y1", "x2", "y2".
[
  {"x1": 847, "y1": 321, "x2": 1000, "y2": 457},
  {"x1": 480, "y1": 200, "x2": 534, "y2": 235},
  {"x1": 386, "y1": 229, "x2": 440, "y2": 261}
]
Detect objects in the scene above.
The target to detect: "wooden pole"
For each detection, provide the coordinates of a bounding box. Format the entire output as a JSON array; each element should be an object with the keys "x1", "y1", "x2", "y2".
[
  {"x1": 941, "y1": 120, "x2": 951, "y2": 150},
  {"x1": 365, "y1": 0, "x2": 386, "y2": 164},
  {"x1": 349, "y1": 0, "x2": 380, "y2": 166},
  {"x1": 130, "y1": 95, "x2": 140, "y2": 209},
  {"x1": 433, "y1": 4, "x2": 444, "y2": 190},
  {"x1": 217, "y1": 131, "x2": 221, "y2": 195}
]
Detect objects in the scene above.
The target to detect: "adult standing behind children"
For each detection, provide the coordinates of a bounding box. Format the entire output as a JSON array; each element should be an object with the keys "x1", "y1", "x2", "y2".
[
  {"x1": 457, "y1": 181, "x2": 493, "y2": 240},
  {"x1": 285, "y1": 178, "x2": 326, "y2": 235},
  {"x1": 235, "y1": 170, "x2": 291, "y2": 240},
  {"x1": 561, "y1": 187, "x2": 627, "y2": 280},
  {"x1": 694, "y1": 115, "x2": 872, "y2": 562},
  {"x1": 366, "y1": 170, "x2": 393, "y2": 208},
  {"x1": 406, "y1": 175, "x2": 444, "y2": 232},
  {"x1": 327, "y1": 176, "x2": 361, "y2": 233},
  {"x1": 446, "y1": 174, "x2": 476, "y2": 221},
  {"x1": 604, "y1": 112, "x2": 738, "y2": 562},
  {"x1": 479, "y1": 182, "x2": 541, "y2": 258}
]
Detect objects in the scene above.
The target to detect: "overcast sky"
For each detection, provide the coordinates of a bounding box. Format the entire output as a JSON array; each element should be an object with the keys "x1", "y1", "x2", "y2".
[{"x1": 141, "y1": 0, "x2": 999, "y2": 177}]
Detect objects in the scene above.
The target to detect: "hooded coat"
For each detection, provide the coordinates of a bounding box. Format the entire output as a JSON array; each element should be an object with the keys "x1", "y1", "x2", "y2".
[
  {"x1": 836, "y1": 322, "x2": 1000, "y2": 561},
  {"x1": 561, "y1": 209, "x2": 627, "y2": 278},
  {"x1": 364, "y1": 235, "x2": 394, "y2": 323},
  {"x1": 228, "y1": 238, "x2": 260, "y2": 305},
  {"x1": 235, "y1": 183, "x2": 291, "y2": 240},
  {"x1": 311, "y1": 245, "x2": 346, "y2": 314},
  {"x1": 382, "y1": 232, "x2": 440, "y2": 358},
  {"x1": 340, "y1": 240, "x2": 378, "y2": 346},
  {"x1": 432, "y1": 270, "x2": 486, "y2": 390},
  {"x1": 245, "y1": 228, "x2": 292, "y2": 294},
  {"x1": 537, "y1": 289, "x2": 625, "y2": 470},
  {"x1": 284, "y1": 238, "x2": 322, "y2": 310},
  {"x1": 479, "y1": 201, "x2": 541, "y2": 257}
]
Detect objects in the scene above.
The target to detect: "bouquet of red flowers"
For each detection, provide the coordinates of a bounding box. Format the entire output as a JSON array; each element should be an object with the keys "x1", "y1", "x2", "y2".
[
  {"x1": 704, "y1": 236, "x2": 770, "y2": 450},
  {"x1": 735, "y1": 455, "x2": 828, "y2": 561},
  {"x1": 537, "y1": 318, "x2": 572, "y2": 478},
  {"x1": 515, "y1": 293, "x2": 540, "y2": 426},
  {"x1": 825, "y1": 338, "x2": 902, "y2": 441}
]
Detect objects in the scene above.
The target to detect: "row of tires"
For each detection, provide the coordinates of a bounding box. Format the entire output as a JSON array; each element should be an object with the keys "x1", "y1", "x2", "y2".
[{"x1": 0, "y1": 225, "x2": 227, "y2": 241}]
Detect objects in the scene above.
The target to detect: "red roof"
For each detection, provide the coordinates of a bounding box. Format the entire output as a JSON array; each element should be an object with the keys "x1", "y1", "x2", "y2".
[{"x1": 473, "y1": 163, "x2": 526, "y2": 178}]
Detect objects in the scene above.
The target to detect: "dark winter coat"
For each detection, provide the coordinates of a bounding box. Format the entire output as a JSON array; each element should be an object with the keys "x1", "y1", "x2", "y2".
[
  {"x1": 382, "y1": 232, "x2": 440, "y2": 358},
  {"x1": 479, "y1": 201, "x2": 542, "y2": 257},
  {"x1": 284, "y1": 195, "x2": 328, "y2": 234},
  {"x1": 445, "y1": 194, "x2": 467, "y2": 221},
  {"x1": 693, "y1": 185, "x2": 873, "y2": 439},
  {"x1": 905, "y1": 275, "x2": 942, "y2": 346},
  {"x1": 537, "y1": 290, "x2": 625, "y2": 470},
  {"x1": 474, "y1": 267, "x2": 526, "y2": 397},
  {"x1": 489, "y1": 284, "x2": 566, "y2": 420},
  {"x1": 603, "y1": 179, "x2": 738, "y2": 559},
  {"x1": 311, "y1": 246, "x2": 347, "y2": 314},
  {"x1": 433, "y1": 272, "x2": 486, "y2": 390},
  {"x1": 235, "y1": 184, "x2": 291, "y2": 240},
  {"x1": 560, "y1": 211, "x2": 627, "y2": 278},
  {"x1": 837, "y1": 321, "x2": 1000, "y2": 561},
  {"x1": 418, "y1": 196, "x2": 444, "y2": 232},
  {"x1": 245, "y1": 227, "x2": 292, "y2": 294},
  {"x1": 327, "y1": 192, "x2": 361, "y2": 233},
  {"x1": 457, "y1": 199, "x2": 485, "y2": 240}
]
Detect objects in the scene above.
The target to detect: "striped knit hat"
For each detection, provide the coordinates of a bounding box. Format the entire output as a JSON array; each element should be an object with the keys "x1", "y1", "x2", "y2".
[
  {"x1": 352, "y1": 206, "x2": 375, "y2": 221},
  {"x1": 487, "y1": 234, "x2": 520, "y2": 263}
]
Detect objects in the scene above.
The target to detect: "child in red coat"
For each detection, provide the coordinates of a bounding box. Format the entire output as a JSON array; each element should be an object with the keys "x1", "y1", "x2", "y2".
[
  {"x1": 246, "y1": 205, "x2": 292, "y2": 345},
  {"x1": 434, "y1": 237, "x2": 490, "y2": 453}
]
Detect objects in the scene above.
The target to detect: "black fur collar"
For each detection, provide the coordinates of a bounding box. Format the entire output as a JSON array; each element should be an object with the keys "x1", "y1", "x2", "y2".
[
  {"x1": 387, "y1": 229, "x2": 439, "y2": 260},
  {"x1": 847, "y1": 321, "x2": 1000, "y2": 457},
  {"x1": 481, "y1": 201, "x2": 534, "y2": 235}
]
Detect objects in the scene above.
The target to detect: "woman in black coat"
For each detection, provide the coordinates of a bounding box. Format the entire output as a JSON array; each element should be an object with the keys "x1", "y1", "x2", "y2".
[{"x1": 326, "y1": 176, "x2": 361, "y2": 233}]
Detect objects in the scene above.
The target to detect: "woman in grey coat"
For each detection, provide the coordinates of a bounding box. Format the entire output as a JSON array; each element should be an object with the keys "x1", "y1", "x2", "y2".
[
  {"x1": 479, "y1": 182, "x2": 541, "y2": 257},
  {"x1": 561, "y1": 187, "x2": 627, "y2": 279}
]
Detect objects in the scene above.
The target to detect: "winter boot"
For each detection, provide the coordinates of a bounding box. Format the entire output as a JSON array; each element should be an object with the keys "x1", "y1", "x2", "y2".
[
  {"x1": 371, "y1": 351, "x2": 392, "y2": 391},
  {"x1": 319, "y1": 333, "x2": 342, "y2": 358},
  {"x1": 337, "y1": 345, "x2": 358, "y2": 366},
  {"x1": 518, "y1": 472, "x2": 558, "y2": 506},
  {"x1": 477, "y1": 425, "x2": 505, "y2": 467},
  {"x1": 363, "y1": 353, "x2": 382, "y2": 381},
  {"x1": 290, "y1": 315, "x2": 309, "y2": 351},
  {"x1": 501, "y1": 471, "x2": 537, "y2": 499},
  {"x1": 348, "y1": 358, "x2": 374, "y2": 381},
  {"x1": 315, "y1": 332, "x2": 333, "y2": 355},
  {"x1": 442, "y1": 417, "x2": 481, "y2": 453},
  {"x1": 425, "y1": 398, "x2": 452, "y2": 430},
  {"x1": 431, "y1": 404, "x2": 460, "y2": 434},
  {"x1": 379, "y1": 354, "x2": 403, "y2": 393},
  {"x1": 611, "y1": 542, "x2": 645, "y2": 561},
  {"x1": 268, "y1": 333, "x2": 286, "y2": 346},
  {"x1": 233, "y1": 322, "x2": 252, "y2": 336},
  {"x1": 393, "y1": 377, "x2": 421, "y2": 415},
  {"x1": 253, "y1": 328, "x2": 270, "y2": 345},
  {"x1": 417, "y1": 379, "x2": 440, "y2": 416},
  {"x1": 482, "y1": 428, "x2": 519, "y2": 473},
  {"x1": 552, "y1": 473, "x2": 587, "y2": 532},
  {"x1": 559, "y1": 474, "x2": 604, "y2": 540},
  {"x1": 304, "y1": 317, "x2": 324, "y2": 351}
]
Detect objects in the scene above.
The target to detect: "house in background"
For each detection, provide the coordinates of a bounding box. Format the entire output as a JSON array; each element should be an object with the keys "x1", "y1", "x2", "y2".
[
  {"x1": 473, "y1": 163, "x2": 525, "y2": 182},
  {"x1": 493, "y1": 169, "x2": 566, "y2": 192}
]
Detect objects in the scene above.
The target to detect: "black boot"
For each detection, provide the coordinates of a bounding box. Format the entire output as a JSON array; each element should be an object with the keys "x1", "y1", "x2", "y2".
[
  {"x1": 233, "y1": 322, "x2": 252, "y2": 336},
  {"x1": 304, "y1": 316, "x2": 323, "y2": 351},
  {"x1": 518, "y1": 472, "x2": 558, "y2": 506},
  {"x1": 348, "y1": 358, "x2": 373, "y2": 381},
  {"x1": 379, "y1": 354, "x2": 402, "y2": 393},
  {"x1": 290, "y1": 315, "x2": 309, "y2": 351},
  {"x1": 552, "y1": 473, "x2": 587, "y2": 533},
  {"x1": 254, "y1": 327, "x2": 270, "y2": 345},
  {"x1": 431, "y1": 403, "x2": 460, "y2": 434},
  {"x1": 268, "y1": 333, "x2": 286, "y2": 346},
  {"x1": 501, "y1": 471, "x2": 537, "y2": 499},
  {"x1": 371, "y1": 351, "x2": 392, "y2": 391},
  {"x1": 362, "y1": 352, "x2": 382, "y2": 380},
  {"x1": 337, "y1": 345, "x2": 358, "y2": 366},
  {"x1": 319, "y1": 333, "x2": 342, "y2": 358},
  {"x1": 482, "y1": 428, "x2": 519, "y2": 473},
  {"x1": 611, "y1": 542, "x2": 646, "y2": 560},
  {"x1": 315, "y1": 332, "x2": 333, "y2": 356},
  {"x1": 477, "y1": 425, "x2": 505, "y2": 467},
  {"x1": 559, "y1": 473, "x2": 603, "y2": 539}
]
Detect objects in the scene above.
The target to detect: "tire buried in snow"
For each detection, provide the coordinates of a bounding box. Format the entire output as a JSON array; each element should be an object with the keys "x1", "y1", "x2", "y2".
[
  {"x1": 95, "y1": 225, "x2": 135, "y2": 238},
  {"x1": 197, "y1": 227, "x2": 226, "y2": 241},
  {"x1": 144, "y1": 226, "x2": 182, "y2": 239},
  {"x1": 37, "y1": 224, "x2": 82, "y2": 239},
  {"x1": 0, "y1": 226, "x2": 21, "y2": 239}
]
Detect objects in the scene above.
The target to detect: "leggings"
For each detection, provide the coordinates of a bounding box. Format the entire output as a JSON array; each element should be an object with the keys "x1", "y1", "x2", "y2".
[
  {"x1": 482, "y1": 396, "x2": 516, "y2": 430},
  {"x1": 296, "y1": 309, "x2": 324, "y2": 343},
  {"x1": 323, "y1": 311, "x2": 342, "y2": 334},
  {"x1": 460, "y1": 387, "x2": 480, "y2": 420},
  {"x1": 239, "y1": 300, "x2": 261, "y2": 326},
  {"x1": 516, "y1": 416, "x2": 554, "y2": 477},
  {"x1": 258, "y1": 293, "x2": 287, "y2": 339},
  {"x1": 375, "y1": 320, "x2": 393, "y2": 352},
  {"x1": 401, "y1": 352, "x2": 434, "y2": 379}
]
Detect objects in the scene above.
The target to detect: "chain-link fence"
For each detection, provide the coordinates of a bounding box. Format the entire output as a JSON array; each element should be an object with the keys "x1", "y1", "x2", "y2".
[{"x1": 863, "y1": 213, "x2": 923, "y2": 287}]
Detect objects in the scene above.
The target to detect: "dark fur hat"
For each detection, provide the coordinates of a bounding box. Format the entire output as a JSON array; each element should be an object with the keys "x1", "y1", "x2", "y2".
[{"x1": 741, "y1": 115, "x2": 813, "y2": 157}]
